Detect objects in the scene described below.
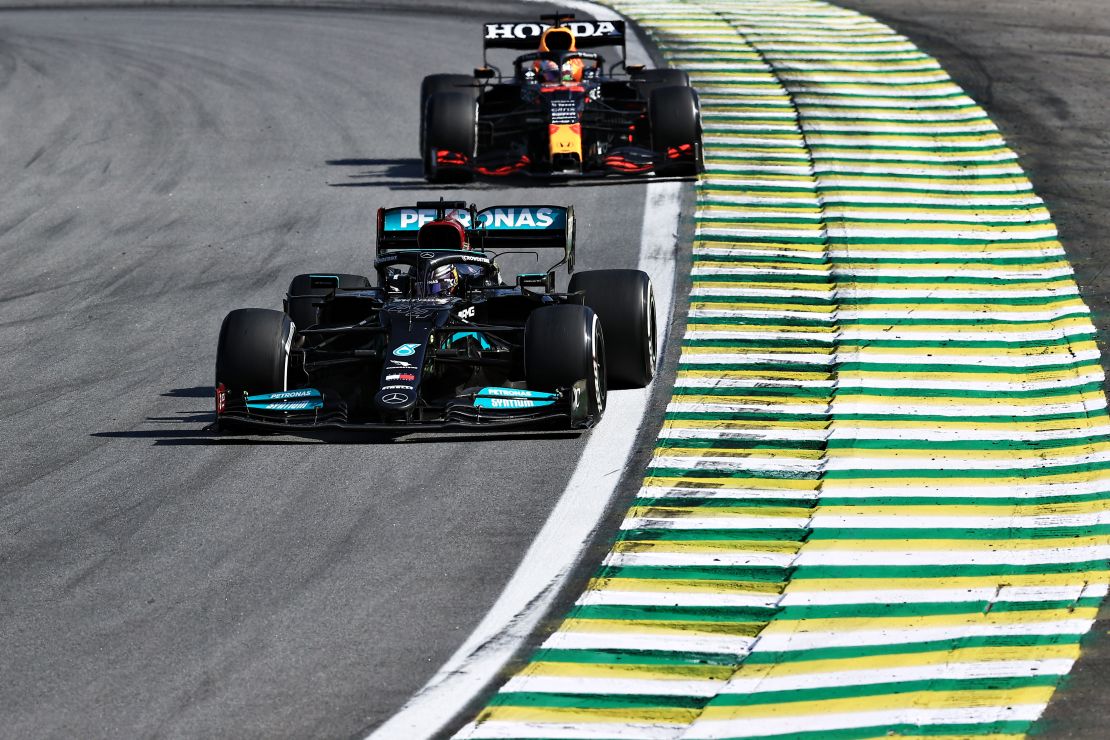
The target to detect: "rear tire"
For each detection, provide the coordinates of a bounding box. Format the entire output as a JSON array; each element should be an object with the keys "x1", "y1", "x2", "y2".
[
  {"x1": 570, "y1": 269, "x2": 657, "y2": 388},
  {"x1": 423, "y1": 91, "x2": 476, "y2": 183},
  {"x1": 215, "y1": 308, "x2": 291, "y2": 396},
  {"x1": 285, "y1": 273, "x2": 371, "y2": 331},
  {"x1": 525, "y1": 305, "x2": 606, "y2": 424},
  {"x1": 650, "y1": 85, "x2": 702, "y2": 177},
  {"x1": 632, "y1": 68, "x2": 690, "y2": 98}
]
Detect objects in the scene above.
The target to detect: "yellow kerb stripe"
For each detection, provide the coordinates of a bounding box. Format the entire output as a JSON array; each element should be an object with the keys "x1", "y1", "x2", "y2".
[{"x1": 698, "y1": 687, "x2": 1054, "y2": 721}]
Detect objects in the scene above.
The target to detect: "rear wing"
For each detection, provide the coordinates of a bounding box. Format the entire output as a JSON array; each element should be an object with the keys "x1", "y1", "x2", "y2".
[
  {"x1": 482, "y1": 16, "x2": 626, "y2": 65},
  {"x1": 376, "y1": 202, "x2": 576, "y2": 272}
]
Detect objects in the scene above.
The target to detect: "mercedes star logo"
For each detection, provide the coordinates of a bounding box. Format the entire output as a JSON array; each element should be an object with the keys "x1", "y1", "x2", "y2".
[{"x1": 381, "y1": 392, "x2": 409, "y2": 405}]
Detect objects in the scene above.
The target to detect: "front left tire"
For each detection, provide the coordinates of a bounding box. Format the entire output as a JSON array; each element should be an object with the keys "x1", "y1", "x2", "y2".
[{"x1": 524, "y1": 304, "x2": 607, "y2": 425}]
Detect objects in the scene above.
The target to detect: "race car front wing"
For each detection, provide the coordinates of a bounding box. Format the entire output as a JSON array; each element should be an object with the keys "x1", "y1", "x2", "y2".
[{"x1": 215, "y1": 382, "x2": 594, "y2": 432}]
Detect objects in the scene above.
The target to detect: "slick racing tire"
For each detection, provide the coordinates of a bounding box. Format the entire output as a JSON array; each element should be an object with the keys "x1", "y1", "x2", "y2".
[
  {"x1": 570, "y1": 269, "x2": 657, "y2": 388},
  {"x1": 420, "y1": 74, "x2": 477, "y2": 152},
  {"x1": 285, "y1": 273, "x2": 371, "y2": 332},
  {"x1": 423, "y1": 91, "x2": 476, "y2": 183},
  {"x1": 524, "y1": 304, "x2": 606, "y2": 424},
  {"x1": 215, "y1": 309, "x2": 293, "y2": 427},
  {"x1": 632, "y1": 68, "x2": 690, "y2": 98},
  {"x1": 649, "y1": 85, "x2": 702, "y2": 177}
]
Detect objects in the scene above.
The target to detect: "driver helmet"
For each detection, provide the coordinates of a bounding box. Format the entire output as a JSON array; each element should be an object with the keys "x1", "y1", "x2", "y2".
[
  {"x1": 535, "y1": 59, "x2": 561, "y2": 86},
  {"x1": 426, "y1": 264, "x2": 459, "y2": 296},
  {"x1": 561, "y1": 61, "x2": 581, "y2": 84}
]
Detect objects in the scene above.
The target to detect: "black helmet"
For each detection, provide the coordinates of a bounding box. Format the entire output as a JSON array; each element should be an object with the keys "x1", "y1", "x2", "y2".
[{"x1": 426, "y1": 264, "x2": 459, "y2": 296}]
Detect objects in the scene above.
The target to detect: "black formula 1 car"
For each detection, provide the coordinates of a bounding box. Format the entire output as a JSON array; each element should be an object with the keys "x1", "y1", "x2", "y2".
[
  {"x1": 214, "y1": 201, "x2": 657, "y2": 432},
  {"x1": 419, "y1": 14, "x2": 703, "y2": 181}
]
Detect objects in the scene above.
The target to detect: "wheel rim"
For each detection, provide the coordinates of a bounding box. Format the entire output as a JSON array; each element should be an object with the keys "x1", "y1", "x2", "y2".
[
  {"x1": 592, "y1": 314, "x2": 606, "y2": 414},
  {"x1": 471, "y1": 101, "x2": 479, "y2": 160},
  {"x1": 646, "y1": 286, "x2": 657, "y2": 379}
]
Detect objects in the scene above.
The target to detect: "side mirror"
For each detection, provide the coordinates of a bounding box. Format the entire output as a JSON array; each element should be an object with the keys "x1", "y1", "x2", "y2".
[
  {"x1": 627, "y1": 64, "x2": 646, "y2": 75},
  {"x1": 517, "y1": 272, "x2": 556, "y2": 293},
  {"x1": 474, "y1": 67, "x2": 496, "y2": 79}
]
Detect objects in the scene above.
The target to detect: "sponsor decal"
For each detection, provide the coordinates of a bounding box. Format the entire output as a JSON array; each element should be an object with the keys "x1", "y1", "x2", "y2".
[
  {"x1": 384, "y1": 208, "x2": 472, "y2": 230},
  {"x1": 393, "y1": 343, "x2": 420, "y2": 356},
  {"x1": 385, "y1": 373, "x2": 417, "y2": 382},
  {"x1": 247, "y1": 388, "x2": 321, "y2": 401},
  {"x1": 476, "y1": 207, "x2": 562, "y2": 230},
  {"x1": 388, "y1": 359, "x2": 415, "y2": 368},
  {"x1": 472, "y1": 387, "x2": 557, "y2": 408},
  {"x1": 245, "y1": 400, "x2": 324, "y2": 411},
  {"x1": 384, "y1": 206, "x2": 566, "y2": 232},
  {"x1": 380, "y1": 392, "x2": 408, "y2": 405},
  {"x1": 492, "y1": 398, "x2": 540, "y2": 409},
  {"x1": 245, "y1": 388, "x2": 325, "y2": 410},
  {"x1": 456, "y1": 306, "x2": 476, "y2": 320},
  {"x1": 483, "y1": 20, "x2": 622, "y2": 41},
  {"x1": 380, "y1": 384, "x2": 414, "y2": 391},
  {"x1": 386, "y1": 299, "x2": 448, "y2": 319},
  {"x1": 549, "y1": 99, "x2": 579, "y2": 126},
  {"x1": 390, "y1": 298, "x2": 452, "y2": 307},
  {"x1": 479, "y1": 386, "x2": 558, "y2": 399},
  {"x1": 474, "y1": 396, "x2": 556, "y2": 410},
  {"x1": 572, "y1": 386, "x2": 582, "y2": 407}
]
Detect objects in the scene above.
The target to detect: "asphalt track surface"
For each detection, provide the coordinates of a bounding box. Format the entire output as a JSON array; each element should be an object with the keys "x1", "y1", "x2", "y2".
[
  {"x1": 2, "y1": 1, "x2": 1109, "y2": 739},
  {"x1": 0, "y1": 3, "x2": 684, "y2": 738}
]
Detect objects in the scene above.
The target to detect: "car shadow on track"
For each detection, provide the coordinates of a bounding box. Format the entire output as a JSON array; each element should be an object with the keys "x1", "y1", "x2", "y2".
[
  {"x1": 326, "y1": 157, "x2": 424, "y2": 186},
  {"x1": 324, "y1": 156, "x2": 696, "y2": 190},
  {"x1": 160, "y1": 386, "x2": 212, "y2": 398},
  {"x1": 91, "y1": 387, "x2": 582, "y2": 446}
]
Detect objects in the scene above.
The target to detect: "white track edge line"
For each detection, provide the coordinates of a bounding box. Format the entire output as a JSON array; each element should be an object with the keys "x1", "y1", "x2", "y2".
[{"x1": 365, "y1": 6, "x2": 681, "y2": 737}]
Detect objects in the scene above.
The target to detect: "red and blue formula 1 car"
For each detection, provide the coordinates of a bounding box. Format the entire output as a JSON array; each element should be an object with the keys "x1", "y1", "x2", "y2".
[
  {"x1": 214, "y1": 201, "x2": 657, "y2": 432},
  {"x1": 419, "y1": 14, "x2": 703, "y2": 181}
]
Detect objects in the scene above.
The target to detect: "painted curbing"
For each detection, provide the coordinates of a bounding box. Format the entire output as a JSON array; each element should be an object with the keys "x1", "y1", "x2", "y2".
[{"x1": 454, "y1": 1, "x2": 1110, "y2": 738}]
